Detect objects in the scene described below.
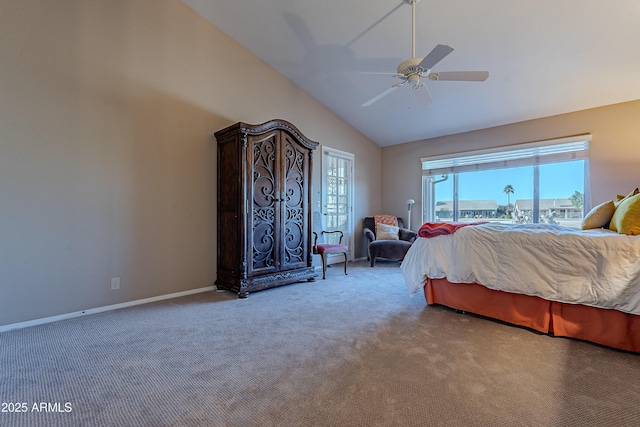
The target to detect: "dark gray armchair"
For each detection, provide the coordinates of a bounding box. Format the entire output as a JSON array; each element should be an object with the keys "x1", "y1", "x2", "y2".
[{"x1": 363, "y1": 217, "x2": 417, "y2": 267}]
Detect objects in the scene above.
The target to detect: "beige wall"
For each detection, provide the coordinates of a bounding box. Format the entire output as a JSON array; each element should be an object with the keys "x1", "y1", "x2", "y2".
[
  {"x1": 0, "y1": 0, "x2": 381, "y2": 326},
  {"x1": 382, "y1": 100, "x2": 640, "y2": 230}
]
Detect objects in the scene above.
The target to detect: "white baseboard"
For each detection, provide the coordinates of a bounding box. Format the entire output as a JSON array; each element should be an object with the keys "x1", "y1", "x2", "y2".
[{"x1": 0, "y1": 286, "x2": 215, "y2": 333}]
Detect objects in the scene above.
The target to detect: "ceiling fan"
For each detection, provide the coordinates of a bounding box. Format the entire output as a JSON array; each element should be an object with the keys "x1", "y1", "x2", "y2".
[{"x1": 362, "y1": 0, "x2": 489, "y2": 107}]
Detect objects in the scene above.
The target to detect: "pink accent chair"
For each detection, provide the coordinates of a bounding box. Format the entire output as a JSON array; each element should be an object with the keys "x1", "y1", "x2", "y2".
[{"x1": 312, "y1": 230, "x2": 348, "y2": 279}]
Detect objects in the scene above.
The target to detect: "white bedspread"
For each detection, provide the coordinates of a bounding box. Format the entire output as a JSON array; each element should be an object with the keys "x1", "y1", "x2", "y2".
[{"x1": 401, "y1": 223, "x2": 640, "y2": 315}]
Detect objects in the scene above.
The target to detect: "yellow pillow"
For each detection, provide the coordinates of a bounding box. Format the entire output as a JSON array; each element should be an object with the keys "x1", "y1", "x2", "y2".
[
  {"x1": 376, "y1": 223, "x2": 399, "y2": 240},
  {"x1": 609, "y1": 193, "x2": 640, "y2": 234},
  {"x1": 581, "y1": 201, "x2": 616, "y2": 230},
  {"x1": 615, "y1": 188, "x2": 639, "y2": 207}
]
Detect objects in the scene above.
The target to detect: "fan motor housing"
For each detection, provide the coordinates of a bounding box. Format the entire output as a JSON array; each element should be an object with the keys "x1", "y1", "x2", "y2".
[{"x1": 397, "y1": 58, "x2": 428, "y2": 82}]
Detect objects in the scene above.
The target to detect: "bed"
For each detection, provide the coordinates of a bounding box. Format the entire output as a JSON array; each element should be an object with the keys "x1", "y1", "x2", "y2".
[{"x1": 401, "y1": 222, "x2": 640, "y2": 353}]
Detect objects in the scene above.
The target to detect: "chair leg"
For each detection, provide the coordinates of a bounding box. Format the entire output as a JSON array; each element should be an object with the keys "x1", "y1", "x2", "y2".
[
  {"x1": 368, "y1": 247, "x2": 375, "y2": 267},
  {"x1": 343, "y1": 253, "x2": 348, "y2": 275},
  {"x1": 321, "y1": 253, "x2": 327, "y2": 279}
]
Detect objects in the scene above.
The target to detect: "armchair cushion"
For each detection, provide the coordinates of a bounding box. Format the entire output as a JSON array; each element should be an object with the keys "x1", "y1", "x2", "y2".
[{"x1": 375, "y1": 223, "x2": 399, "y2": 240}]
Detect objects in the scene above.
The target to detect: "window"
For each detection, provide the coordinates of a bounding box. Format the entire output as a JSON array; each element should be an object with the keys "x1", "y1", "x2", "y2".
[{"x1": 421, "y1": 135, "x2": 590, "y2": 228}]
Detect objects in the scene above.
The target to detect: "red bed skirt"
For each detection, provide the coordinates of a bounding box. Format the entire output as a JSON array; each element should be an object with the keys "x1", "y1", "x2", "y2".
[{"x1": 425, "y1": 278, "x2": 640, "y2": 353}]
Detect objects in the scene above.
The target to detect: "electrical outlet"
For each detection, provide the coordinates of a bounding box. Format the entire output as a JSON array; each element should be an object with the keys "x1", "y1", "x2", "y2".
[{"x1": 111, "y1": 277, "x2": 120, "y2": 290}]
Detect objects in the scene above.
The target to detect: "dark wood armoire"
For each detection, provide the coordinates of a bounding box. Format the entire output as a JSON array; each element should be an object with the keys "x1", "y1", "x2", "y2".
[{"x1": 214, "y1": 119, "x2": 319, "y2": 297}]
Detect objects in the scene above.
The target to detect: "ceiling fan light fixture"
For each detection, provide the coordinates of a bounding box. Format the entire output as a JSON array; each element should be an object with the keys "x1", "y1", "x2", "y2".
[{"x1": 361, "y1": 0, "x2": 488, "y2": 107}]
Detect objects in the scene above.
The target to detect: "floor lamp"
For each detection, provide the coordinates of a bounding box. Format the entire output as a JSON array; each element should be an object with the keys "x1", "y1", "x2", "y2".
[{"x1": 407, "y1": 199, "x2": 415, "y2": 230}]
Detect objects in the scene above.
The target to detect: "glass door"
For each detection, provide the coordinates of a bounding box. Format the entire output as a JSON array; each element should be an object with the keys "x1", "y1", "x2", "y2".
[{"x1": 321, "y1": 147, "x2": 354, "y2": 262}]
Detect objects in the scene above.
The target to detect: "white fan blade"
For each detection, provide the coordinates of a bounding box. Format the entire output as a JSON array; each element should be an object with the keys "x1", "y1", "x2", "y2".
[
  {"x1": 412, "y1": 83, "x2": 433, "y2": 106},
  {"x1": 429, "y1": 71, "x2": 489, "y2": 81},
  {"x1": 362, "y1": 80, "x2": 406, "y2": 107},
  {"x1": 418, "y1": 44, "x2": 454, "y2": 70}
]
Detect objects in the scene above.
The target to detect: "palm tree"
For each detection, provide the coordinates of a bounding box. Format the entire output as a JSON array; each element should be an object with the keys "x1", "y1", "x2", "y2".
[
  {"x1": 570, "y1": 190, "x2": 584, "y2": 209},
  {"x1": 503, "y1": 184, "x2": 515, "y2": 213}
]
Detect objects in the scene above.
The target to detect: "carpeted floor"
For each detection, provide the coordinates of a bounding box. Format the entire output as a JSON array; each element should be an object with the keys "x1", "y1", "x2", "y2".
[{"x1": 1, "y1": 260, "x2": 640, "y2": 426}]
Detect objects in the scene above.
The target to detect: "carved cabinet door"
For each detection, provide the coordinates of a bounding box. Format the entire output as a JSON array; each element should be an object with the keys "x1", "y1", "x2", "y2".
[
  {"x1": 281, "y1": 132, "x2": 310, "y2": 271},
  {"x1": 247, "y1": 130, "x2": 310, "y2": 277},
  {"x1": 249, "y1": 131, "x2": 281, "y2": 277}
]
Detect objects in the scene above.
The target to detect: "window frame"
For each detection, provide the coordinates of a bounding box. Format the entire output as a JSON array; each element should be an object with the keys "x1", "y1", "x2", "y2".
[{"x1": 421, "y1": 134, "x2": 591, "y2": 225}]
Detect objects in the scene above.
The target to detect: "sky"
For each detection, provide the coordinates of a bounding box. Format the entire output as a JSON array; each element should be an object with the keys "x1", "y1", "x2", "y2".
[{"x1": 435, "y1": 160, "x2": 585, "y2": 204}]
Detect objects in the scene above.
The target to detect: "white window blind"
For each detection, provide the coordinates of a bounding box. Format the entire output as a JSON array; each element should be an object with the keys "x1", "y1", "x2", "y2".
[{"x1": 421, "y1": 134, "x2": 591, "y2": 176}]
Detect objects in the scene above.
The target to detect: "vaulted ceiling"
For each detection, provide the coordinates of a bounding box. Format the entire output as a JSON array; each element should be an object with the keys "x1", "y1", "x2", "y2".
[{"x1": 183, "y1": 0, "x2": 640, "y2": 146}]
